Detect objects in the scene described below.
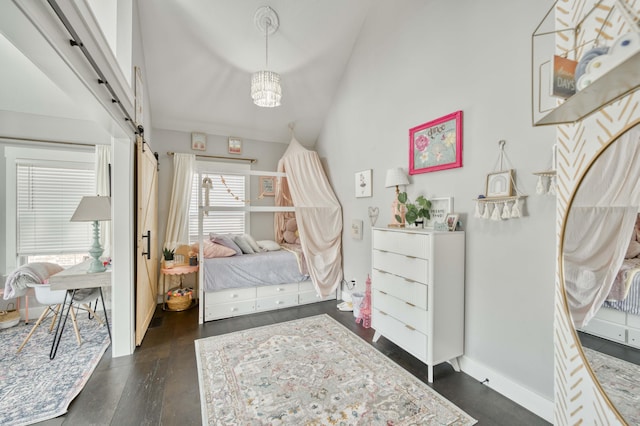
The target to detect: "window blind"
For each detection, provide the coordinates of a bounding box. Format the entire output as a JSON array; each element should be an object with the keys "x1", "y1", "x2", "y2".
[
  {"x1": 16, "y1": 162, "x2": 95, "y2": 255},
  {"x1": 188, "y1": 172, "x2": 246, "y2": 242}
]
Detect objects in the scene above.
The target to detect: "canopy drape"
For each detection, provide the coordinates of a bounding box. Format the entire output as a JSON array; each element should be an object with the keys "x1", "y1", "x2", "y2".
[
  {"x1": 564, "y1": 124, "x2": 640, "y2": 327},
  {"x1": 277, "y1": 137, "x2": 343, "y2": 297}
]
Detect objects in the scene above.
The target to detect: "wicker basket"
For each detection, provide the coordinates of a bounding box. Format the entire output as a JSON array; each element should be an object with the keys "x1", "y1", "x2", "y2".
[
  {"x1": 0, "y1": 309, "x2": 20, "y2": 329},
  {"x1": 166, "y1": 287, "x2": 193, "y2": 311}
]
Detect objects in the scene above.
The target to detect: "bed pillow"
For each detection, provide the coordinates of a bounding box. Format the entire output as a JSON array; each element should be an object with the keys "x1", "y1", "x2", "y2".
[
  {"x1": 233, "y1": 235, "x2": 255, "y2": 254},
  {"x1": 626, "y1": 240, "x2": 640, "y2": 258},
  {"x1": 191, "y1": 240, "x2": 236, "y2": 258},
  {"x1": 243, "y1": 234, "x2": 262, "y2": 253},
  {"x1": 210, "y1": 234, "x2": 243, "y2": 256},
  {"x1": 257, "y1": 240, "x2": 281, "y2": 251}
]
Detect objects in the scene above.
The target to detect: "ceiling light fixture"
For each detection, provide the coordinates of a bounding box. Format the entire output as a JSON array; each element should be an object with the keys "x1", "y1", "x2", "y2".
[{"x1": 251, "y1": 6, "x2": 282, "y2": 108}]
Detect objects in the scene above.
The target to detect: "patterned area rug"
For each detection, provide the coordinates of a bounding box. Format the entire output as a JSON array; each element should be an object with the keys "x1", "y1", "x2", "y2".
[
  {"x1": 0, "y1": 312, "x2": 110, "y2": 425},
  {"x1": 195, "y1": 314, "x2": 477, "y2": 425},
  {"x1": 583, "y1": 347, "x2": 640, "y2": 425}
]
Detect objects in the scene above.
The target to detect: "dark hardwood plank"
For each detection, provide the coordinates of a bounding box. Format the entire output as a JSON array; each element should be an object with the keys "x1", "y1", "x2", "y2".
[{"x1": 40, "y1": 301, "x2": 549, "y2": 425}]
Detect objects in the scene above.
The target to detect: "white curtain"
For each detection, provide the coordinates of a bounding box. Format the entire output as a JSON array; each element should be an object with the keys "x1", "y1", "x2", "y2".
[
  {"x1": 95, "y1": 144, "x2": 111, "y2": 257},
  {"x1": 164, "y1": 153, "x2": 196, "y2": 251},
  {"x1": 278, "y1": 137, "x2": 343, "y2": 297},
  {"x1": 564, "y1": 124, "x2": 640, "y2": 328}
]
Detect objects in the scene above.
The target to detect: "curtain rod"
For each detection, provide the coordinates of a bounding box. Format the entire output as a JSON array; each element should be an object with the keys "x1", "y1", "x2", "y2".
[
  {"x1": 167, "y1": 151, "x2": 257, "y2": 164},
  {"x1": 0, "y1": 135, "x2": 96, "y2": 148}
]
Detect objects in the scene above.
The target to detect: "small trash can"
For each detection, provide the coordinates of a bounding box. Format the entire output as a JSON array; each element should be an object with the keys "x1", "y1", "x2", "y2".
[{"x1": 351, "y1": 292, "x2": 365, "y2": 318}]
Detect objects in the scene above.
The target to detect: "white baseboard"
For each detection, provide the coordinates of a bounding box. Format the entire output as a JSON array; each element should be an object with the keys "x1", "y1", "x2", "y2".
[{"x1": 459, "y1": 356, "x2": 554, "y2": 423}]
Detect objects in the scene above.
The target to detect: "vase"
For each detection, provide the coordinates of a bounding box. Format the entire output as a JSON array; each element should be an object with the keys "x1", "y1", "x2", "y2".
[{"x1": 164, "y1": 260, "x2": 174, "y2": 269}]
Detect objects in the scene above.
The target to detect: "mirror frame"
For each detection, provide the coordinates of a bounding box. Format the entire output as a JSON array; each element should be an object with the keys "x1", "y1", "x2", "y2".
[{"x1": 558, "y1": 117, "x2": 640, "y2": 423}]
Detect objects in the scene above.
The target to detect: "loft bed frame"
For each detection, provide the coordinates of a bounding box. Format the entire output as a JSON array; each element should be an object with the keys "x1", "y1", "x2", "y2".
[{"x1": 195, "y1": 169, "x2": 336, "y2": 324}]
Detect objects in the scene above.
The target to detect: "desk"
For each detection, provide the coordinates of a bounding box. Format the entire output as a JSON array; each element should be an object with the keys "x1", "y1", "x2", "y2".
[
  {"x1": 160, "y1": 264, "x2": 198, "y2": 311},
  {"x1": 48, "y1": 260, "x2": 111, "y2": 359}
]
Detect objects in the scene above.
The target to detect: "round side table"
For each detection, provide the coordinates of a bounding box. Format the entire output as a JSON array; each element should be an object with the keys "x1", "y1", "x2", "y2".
[{"x1": 160, "y1": 264, "x2": 199, "y2": 311}]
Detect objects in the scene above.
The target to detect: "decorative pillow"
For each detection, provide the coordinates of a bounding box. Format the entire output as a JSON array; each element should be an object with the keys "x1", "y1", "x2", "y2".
[
  {"x1": 283, "y1": 218, "x2": 300, "y2": 244},
  {"x1": 193, "y1": 240, "x2": 235, "y2": 258},
  {"x1": 627, "y1": 240, "x2": 640, "y2": 259},
  {"x1": 210, "y1": 234, "x2": 243, "y2": 256},
  {"x1": 233, "y1": 235, "x2": 255, "y2": 254},
  {"x1": 257, "y1": 240, "x2": 281, "y2": 251},
  {"x1": 243, "y1": 234, "x2": 262, "y2": 253}
]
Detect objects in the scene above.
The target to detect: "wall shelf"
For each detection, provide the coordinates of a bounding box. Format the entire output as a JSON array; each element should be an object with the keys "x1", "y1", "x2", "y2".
[
  {"x1": 474, "y1": 195, "x2": 527, "y2": 204},
  {"x1": 534, "y1": 51, "x2": 640, "y2": 126},
  {"x1": 533, "y1": 170, "x2": 556, "y2": 177}
]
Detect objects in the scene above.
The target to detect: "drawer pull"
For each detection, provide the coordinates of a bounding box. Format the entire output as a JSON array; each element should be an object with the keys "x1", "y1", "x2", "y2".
[
  {"x1": 276, "y1": 287, "x2": 283, "y2": 292},
  {"x1": 276, "y1": 300, "x2": 283, "y2": 305},
  {"x1": 405, "y1": 255, "x2": 417, "y2": 259},
  {"x1": 379, "y1": 310, "x2": 388, "y2": 316},
  {"x1": 404, "y1": 278, "x2": 416, "y2": 283},
  {"x1": 377, "y1": 270, "x2": 388, "y2": 274},
  {"x1": 230, "y1": 294, "x2": 238, "y2": 299},
  {"x1": 379, "y1": 290, "x2": 388, "y2": 295},
  {"x1": 231, "y1": 307, "x2": 238, "y2": 312},
  {"x1": 405, "y1": 324, "x2": 416, "y2": 331},
  {"x1": 406, "y1": 302, "x2": 415, "y2": 307}
]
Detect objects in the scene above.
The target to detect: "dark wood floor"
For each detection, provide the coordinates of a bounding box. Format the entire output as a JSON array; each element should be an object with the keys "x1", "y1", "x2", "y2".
[
  {"x1": 579, "y1": 330, "x2": 640, "y2": 365},
  {"x1": 41, "y1": 301, "x2": 549, "y2": 425}
]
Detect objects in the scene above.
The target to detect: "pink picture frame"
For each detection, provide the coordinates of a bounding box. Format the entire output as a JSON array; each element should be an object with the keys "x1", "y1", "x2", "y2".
[{"x1": 409, "y1": 110, "x2": 463, "y2": 175}]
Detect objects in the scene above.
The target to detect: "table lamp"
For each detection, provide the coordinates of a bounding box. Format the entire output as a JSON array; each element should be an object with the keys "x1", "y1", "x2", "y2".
[
  {"x1": 385, "y1": 167, "x2": 409, "y2": 227},
  {"x1": 71, "y1": 195, "x2": 111, "y2": 273}
]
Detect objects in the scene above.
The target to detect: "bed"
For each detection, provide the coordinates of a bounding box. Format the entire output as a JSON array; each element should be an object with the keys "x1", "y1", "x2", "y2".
[
  {"x1": 580, "y1": 228, "x2": 640, "y2": 349},
  {"x1": 199, "y1": 240, "x2": 336, "y2": 322}
]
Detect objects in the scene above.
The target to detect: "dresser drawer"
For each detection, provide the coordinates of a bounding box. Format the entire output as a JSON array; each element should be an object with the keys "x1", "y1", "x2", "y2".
[
  {"x1": 373, "y1": 229, "x2": 430, "y2": 259},
  {"x1": 256, "y1": 293, "x2": 299, "y2": 311},
  {"x1": 372, "y1": 250, "x2": 428, "y2": 284},
  {"x1": 373, "y1": 290, "x2": 428, "y2": 334},
  {"x1": 372, "y1": 269, "x2": 427, "y2": 309},
  {"x1": 581, "y1": 318, "x2": 626, "y2": 344},
  {"x1": 206, "y1": 287, "x2": 256, "y2": 305},
  {"x1": 299, "y1": 290, "x2": 336, "y2": 305},
  {"x1": 373, "y1": 308, "x2": 427, "y2": 361},
  {"x1": 256, "y1": 283, "x2": 299, "y2": 298},
  {"x1": 628, "y1": 328, "x2": 640, "y2": 349},
  {"x1": 204, "y1": 299, "x2": 255, "y2": 321}
]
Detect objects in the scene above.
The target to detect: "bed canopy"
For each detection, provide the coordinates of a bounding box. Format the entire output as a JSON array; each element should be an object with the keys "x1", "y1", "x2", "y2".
[
  {"x1": 563, "y1": 124, "x2": 640, "y2": 328},
  {"x1": 275, "y1": 137, "x2": 343, "y2": 298}
]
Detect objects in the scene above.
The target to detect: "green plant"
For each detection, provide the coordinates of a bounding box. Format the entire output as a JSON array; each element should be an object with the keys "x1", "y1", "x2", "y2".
[
  {"x1": 163, "y1": 247, "x2": 175, "y2": 260},
  {"x1": 395, "y1": 192, "x2": 431, "y2": 224}
]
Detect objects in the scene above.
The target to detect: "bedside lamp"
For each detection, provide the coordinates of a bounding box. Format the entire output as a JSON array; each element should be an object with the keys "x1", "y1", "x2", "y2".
[
  {"x1": 71, "y1": 196, "x2": 111, "y2": 273},
  {"x1": 385, "y1": 167, "x2": 409, "y2": 227}
]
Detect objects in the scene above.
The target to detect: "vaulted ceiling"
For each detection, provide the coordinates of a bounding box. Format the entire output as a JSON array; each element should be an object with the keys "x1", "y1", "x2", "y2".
[{"x1": 136, "y1": 1, "x2": 371, "y2": 145}]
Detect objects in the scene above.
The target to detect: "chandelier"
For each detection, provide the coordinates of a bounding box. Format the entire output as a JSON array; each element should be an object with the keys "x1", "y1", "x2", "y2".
[{"x1": 251, "y1": 6, "x2": 282, "y2": 108}]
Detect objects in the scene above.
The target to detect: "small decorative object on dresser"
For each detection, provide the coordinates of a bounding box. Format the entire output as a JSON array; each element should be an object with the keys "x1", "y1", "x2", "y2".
[
  {"x1": 445, "y1": 213, "x2": 459, "y2": 231},
  {"x1": 371, "y1": 227, "x2": 465, "y2": 383}
]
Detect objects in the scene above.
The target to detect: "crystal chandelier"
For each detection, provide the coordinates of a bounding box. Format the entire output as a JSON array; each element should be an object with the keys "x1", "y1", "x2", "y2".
[{"x1": 251, "y1": 6, "x2": 281, "y2": 108}]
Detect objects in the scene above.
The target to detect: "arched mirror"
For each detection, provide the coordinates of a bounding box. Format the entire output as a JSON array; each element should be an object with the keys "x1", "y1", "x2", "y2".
[{"x1": 562, "y1": 121, "x2": 640, "y2": 424}]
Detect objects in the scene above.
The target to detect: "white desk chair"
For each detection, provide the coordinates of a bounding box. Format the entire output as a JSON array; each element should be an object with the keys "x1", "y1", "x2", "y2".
[{"x1": 17, "y1": 283, "x2": 102, "y2": 353}]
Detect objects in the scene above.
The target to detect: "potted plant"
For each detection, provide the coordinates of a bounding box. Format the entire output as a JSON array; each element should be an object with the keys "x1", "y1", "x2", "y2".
[
  {"x1": 163, "y1": 247, "x2": 175, "y2": 268},
  {"x1": 395, "y1": 192, "x2": 431, "y2": 227}
]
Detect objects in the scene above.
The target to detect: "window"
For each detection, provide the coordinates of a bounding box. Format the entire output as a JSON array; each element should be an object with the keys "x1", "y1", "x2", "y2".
[
  {"x1": 5, "y1": 147, "x2": 96, "y2": 268},
  {"x1": 188, "y1": 163, "x2": 249, "y2": 243}
]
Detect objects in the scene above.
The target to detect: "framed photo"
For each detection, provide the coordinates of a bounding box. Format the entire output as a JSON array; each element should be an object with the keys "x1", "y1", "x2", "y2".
[
  {"x1": 409, "y1": 110, "x2": 462, "y2": 175},
  {"x1": 445, "y1": 213, "x2": 459, "y2": 231},
  {"x1": 259, "y1": 176, "x2": 275, "y2": 197},
  {"x1": 355, "y1": 169, "x2": 372, "y2": 198},
  {"x1": 425, "y1": 197, "x2": 453, "y2": 228},
  {"x1": 486, "y1": 169, "x2": 513, "y2": 197},
  {"x1": 228, "y1": 137, "x2": 242, "y2": 155},
  {"x1": 191, "y1": 132, "x2": 207, "y2": 151}
]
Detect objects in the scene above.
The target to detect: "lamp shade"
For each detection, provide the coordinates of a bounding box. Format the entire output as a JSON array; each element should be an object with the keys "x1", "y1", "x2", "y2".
[
  {"x1": 70, "y1": 196, "x2": 111, "y2": 222},
  {"x1": 385, "y1": 168, "x2": 409, "y2": 188}
]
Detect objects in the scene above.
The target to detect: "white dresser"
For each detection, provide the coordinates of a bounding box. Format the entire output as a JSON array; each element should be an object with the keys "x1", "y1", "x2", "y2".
[{"x1": 371, "y1": 227, "x2": 465, "y2": 382}]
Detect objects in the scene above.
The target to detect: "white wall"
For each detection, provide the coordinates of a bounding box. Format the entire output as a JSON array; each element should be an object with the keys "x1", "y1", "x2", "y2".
[
  {"x1": 317, "y1": 0, "x2": 556, "y2": 420},
  {"x1": 150, "y1": 128, "x2": 290, "y2": 253}
]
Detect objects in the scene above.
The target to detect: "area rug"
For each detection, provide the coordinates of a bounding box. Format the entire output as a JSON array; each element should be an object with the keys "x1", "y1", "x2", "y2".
[
  {"x1": 583, "y1": 347, "x2": 640, "y2": 425},
  {"x1": 0, "y1": 312, "x2": 110, "y2": 426},
  {"x1": 195, "y1": 314, "x2": 477, "y2": 425}
]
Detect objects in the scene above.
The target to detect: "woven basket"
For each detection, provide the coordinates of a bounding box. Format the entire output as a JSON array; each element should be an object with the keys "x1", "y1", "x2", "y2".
[
  {"x1": 0, "y1": 309, "x2": 20, "y2": 329},
  {"x1": 166, "y1": 288, "x2": 192, "y2": 311}
]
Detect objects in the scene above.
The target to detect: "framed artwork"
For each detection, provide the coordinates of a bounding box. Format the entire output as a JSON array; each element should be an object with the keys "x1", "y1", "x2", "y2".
[
  {"x1": 134, "y1": 66, "x2": 144, "y2": 128},
  {"x1": 228, "y1": 137, "x2": 242, "y2": 155},
  {"x1": 355, "y1": 169, "x2": 372, "y2": 198},
  {"x1": 486, "y1": 169, "x2": 513, "y2": 197},
  {"x1": 191, "y1": 132, "x2": 207, "y2": 151},
  {"x1": 445, "y1": 213, "x2": 460, "y2": 231},
  {"x1": 409, "y1": 110, "x2": 463, "y2": 175},
  {"x1": 259, "y1": 176, "x2": 275, "y2": 196},
  {"x1": 425, "y1": 197, "x2": 453, "y2": 228}
]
